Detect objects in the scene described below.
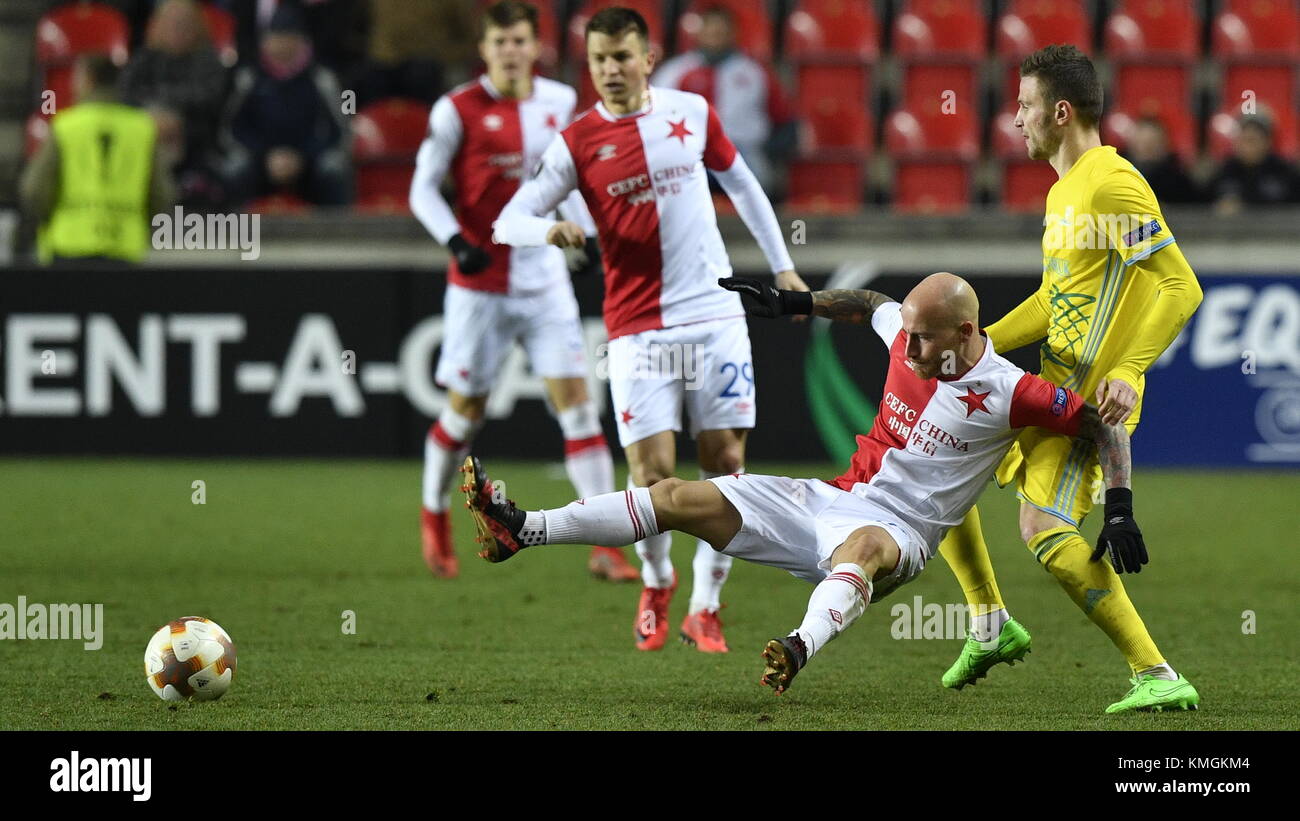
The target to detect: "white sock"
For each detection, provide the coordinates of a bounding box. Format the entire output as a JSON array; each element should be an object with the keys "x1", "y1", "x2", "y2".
[
  {"x1": 629, "y1": 477, "x2": 674, "y2": 588},
  {"x1": 689, "y1": 468, "x2": 735, "y2": 613},
  {"x1": 795, "y1": 563, "x2": 871, "y2": 659},
  {"x1": 421, "y1": 406, "x2": 481, "y2": 512},
  {"x1": 1135, "y1": 662, "x2": 1178, "y2": 682},
  {"x1": 557, "y1": 402, "x2": 615, "y2": 499},
  {"x1": 969, "y1": 605, "x2": 1010, "y2": 644},
  {"x1": 523, "y1": 487, "x2": 660, "y2": 548}
]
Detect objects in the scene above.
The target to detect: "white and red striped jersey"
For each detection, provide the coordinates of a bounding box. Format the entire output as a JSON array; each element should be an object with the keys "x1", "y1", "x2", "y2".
[
  {"x1": 830, "y1": 302, "x2": 1087, "y2": 552},
  {"x1": 409, "y1": 75, "x2": 595, "y2": 294},
  {"x1": 493, "y1": 86, "x2": 794, "y2": 340}
]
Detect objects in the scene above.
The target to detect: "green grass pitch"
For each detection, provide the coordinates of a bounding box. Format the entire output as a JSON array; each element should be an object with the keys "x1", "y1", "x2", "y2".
[{"x1": 1, "y1": 458, "x2": 1296, "y2": 730}]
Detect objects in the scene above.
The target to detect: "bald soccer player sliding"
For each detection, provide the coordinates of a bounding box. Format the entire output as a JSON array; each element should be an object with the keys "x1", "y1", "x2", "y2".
[{"x1": 461, "y1": 273, "x2": 1146, "y2": 694}]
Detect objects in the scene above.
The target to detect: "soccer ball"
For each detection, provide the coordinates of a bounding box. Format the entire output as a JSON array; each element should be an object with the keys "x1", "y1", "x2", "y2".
[{"x1": 143, "y1": 617, "x2": 237, "y2": 701}]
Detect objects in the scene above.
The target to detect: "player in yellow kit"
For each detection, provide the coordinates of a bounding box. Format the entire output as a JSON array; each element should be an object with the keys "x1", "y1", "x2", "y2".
[{"x1": 937, "y1": 45, "x2": 1204, "y2": 713}]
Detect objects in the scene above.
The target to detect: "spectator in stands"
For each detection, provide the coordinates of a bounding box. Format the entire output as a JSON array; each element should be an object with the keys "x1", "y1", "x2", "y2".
[
  {"x1": 119, "y1": 0, "x2": 229, "y2": 211},
  {"x1": 652, "y1": 4, "x2": 796, "y2": 191},
  {"x1": 349, "y1": 0, "x2": 480, "y2": 107},
  {"x1": 20, "y1": 56, "x2": 174, "y2": 265},
  {"x1": 230, "y1": 0, "x2": 367, "y2": 74},
  {"x1": 1121, "y1": 116, "x2": 1201, "y2": 204},
  {"x1": 218, "y1": 4, "x2": 352, "y2": 207},
  {"x1": 1207, "y1": 114, "x2": 1300, "y2": 214}
]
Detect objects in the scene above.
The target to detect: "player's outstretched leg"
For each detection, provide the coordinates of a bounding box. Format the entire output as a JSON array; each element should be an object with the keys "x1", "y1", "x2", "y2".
[
  {"x1": 549, "y1": 392, "x2": 639, "y2": 583},
  {"x1": 461, "y1": 456, "x2": 741, "y2": 566}
]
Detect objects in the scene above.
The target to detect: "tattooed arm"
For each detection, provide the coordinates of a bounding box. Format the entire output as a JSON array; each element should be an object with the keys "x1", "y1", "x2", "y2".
[
  {"x1": 1076, "y1": 405, "x2": 1131, "y2": 490},
  {"x1": 811, "y1": 289, "x2": 898, "y2": 324},
  {"x1": 717, "y1": 278, "x2": 896, "y2": 321},
  {"x1": 1076, "y1": 404, "x2": 1147, "y2": 572}
]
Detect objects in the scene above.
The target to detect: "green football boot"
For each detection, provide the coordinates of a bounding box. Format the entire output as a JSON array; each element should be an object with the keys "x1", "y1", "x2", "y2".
[
  {"x1": 941, "y1": 618, "x2": 1032, "y2": 689},
  {"x1": 1105, "y1": 674, "x2": 1200, "y2": 714}
]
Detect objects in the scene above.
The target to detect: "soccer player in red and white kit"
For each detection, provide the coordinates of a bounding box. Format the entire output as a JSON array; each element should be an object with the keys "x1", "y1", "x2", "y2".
[
  {"x1": 408, "y1": 1, "x2": 637, "y2": 582},
  {"x1": 493, "y1": 7, "x2": 809, "y2": 652},
  {"x1": 462, "y1": 273, "x2": 1148, "y2": 694}
]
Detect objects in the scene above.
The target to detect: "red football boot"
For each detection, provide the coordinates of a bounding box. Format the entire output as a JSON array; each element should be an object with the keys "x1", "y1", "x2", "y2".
[
  {"x1": 588, "y1": 546, "x2": 640, "y2": 582},
  {"x1": 680, "y1": 607, "x2": 730, "y2": 653},
  {"x1": 634, "y1": 571, "x2": 677, "y2": 651},
  {"x1": 421, "y1": 508, "x2": 458, "y2": 578}
]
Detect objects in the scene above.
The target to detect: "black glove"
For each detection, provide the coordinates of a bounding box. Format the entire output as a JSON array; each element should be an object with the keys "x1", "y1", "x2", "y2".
[
  {"x1": 448, "y1": 233, "x2": 490, "y2": 275},
  {"x1": 1092, "y1": 487, "x2": 1148, "y2": 573},
  {"x1": 569, "y1": 236, "x2": 603, "y2": 277},
  {"x1": 717, "y1": 277, "x2": 813, "y2": 318}
]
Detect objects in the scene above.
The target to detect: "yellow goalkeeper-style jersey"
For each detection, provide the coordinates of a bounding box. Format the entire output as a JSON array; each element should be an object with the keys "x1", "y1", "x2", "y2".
[{"x1": 987, "y1": 145, "x2": 1195, "y2": 424}]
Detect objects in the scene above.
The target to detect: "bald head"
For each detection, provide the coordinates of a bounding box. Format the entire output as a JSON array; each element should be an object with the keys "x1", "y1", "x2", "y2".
[
  {"x1": 898, "y1": 273, "x2": 983, "y2": 380},
  {"x1": 901, "y1": 272, "x2": 979, "y2": 328}
]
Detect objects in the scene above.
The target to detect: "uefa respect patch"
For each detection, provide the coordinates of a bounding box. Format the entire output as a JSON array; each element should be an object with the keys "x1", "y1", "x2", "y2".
[
  {"x1": 1051, "y1": 386, "x2": 1068, "y2": 415},
  {"x1": 1123, "y1": 219, "x2": 1162, "y2": 247}
]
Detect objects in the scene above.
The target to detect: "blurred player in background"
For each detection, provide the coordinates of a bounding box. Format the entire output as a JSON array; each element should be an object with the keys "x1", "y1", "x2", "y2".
[
  {"x1": 462, "y1": 273, "x2": 1149, "y2": 697},
  {"x1": 494, "y1": 7, "x2": 808, "y2": 653},
  {"x1": 936, "y1": 45, "x2": 1203, "y2": 713},
  {"x1": 409, "y1": 1, "x2": 636, "y2": 583}
]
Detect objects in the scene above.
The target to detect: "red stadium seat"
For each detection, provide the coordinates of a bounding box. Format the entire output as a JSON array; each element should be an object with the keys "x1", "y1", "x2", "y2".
[
  {"x1": 892, "y1": 0, "x2": 986, "y2": 59},
  {"x1": 200, "y1": 2, "x2": 238, "y2": 67},
  {"x1": 787, "y1": 156, "x2": 865, "y2": 212},
  {"x1": 1101, "y1": 107, "x2": 1198, "y2": 162},
  {"x1": 900, "y1": 61, "x2": 979, "y2": 110},
  {"x1": 352, "y1": 99, "x2": 428, "y2": 161},
  {"x1": 884, "y1": 107, "x2": 979, "y2": 159},
  {"x1": 34, "y1": 2, "x2": 130, "y2": 65},
  {"x1": 892, "y1": 160, "x2": 971, "y2": 213},
  {"x1": 1104, "y1": 0, "x2": 1200, "y2": 59},
  {"x1": 1208, "y1": 106, "x2": 1299, "y2": 160},
  {"x1": 678, "y1": 0, "x2": 773, "y2": 61},
  {"x1": 784, "y1": 0, "x2": 881, "y2": 61},
  {"x1": 1000, "y1": 161, "x2": 1057, "y2": 212},
  {"x1": 1221, "y1": 62, "x2": 1298, "y2": 116},
  {"x1": 996, "y1": 0, "x2": 1092, "y2": 59},
  {"x1": 796, "y1": 63, "x2": 873, "y2": 151},
  {"x1": 352, "y1": 99, "x2": 429, "y2": 214},
  {"x1": 1212, "y1": 0, "x2": 1300, "y2": 58},
  {"x1": 1112, "y1": 62, "x2": 1194, "y2": 113},
  {"x1": 25, "y1": 112, "x2": 51, "y2": 157},
  {"x1": 568, "y1": 0, "x2": 665, "y2": 61}
]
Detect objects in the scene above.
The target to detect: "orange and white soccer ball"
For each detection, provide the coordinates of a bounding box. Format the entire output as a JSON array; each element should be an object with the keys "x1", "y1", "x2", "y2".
[{"x1": 144, "y1": 617, "x2": 237, "y2": 701}]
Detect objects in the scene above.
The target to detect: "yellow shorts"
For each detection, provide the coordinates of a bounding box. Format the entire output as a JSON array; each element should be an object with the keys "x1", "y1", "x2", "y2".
[{"x1": 994, "y1": 422, "x2": 1137, "y2": 526}]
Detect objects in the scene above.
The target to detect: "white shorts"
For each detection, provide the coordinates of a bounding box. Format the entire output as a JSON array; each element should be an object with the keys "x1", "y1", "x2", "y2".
[
  {"x1": 709, "y1": 474, "x2": 929, "y2": 601},
  {"x1": 607, "y1": 316, "x2": 756, "y2": 447},
  {"x1": 435, "y1": 282, "x2": 588, "y2": 396}
]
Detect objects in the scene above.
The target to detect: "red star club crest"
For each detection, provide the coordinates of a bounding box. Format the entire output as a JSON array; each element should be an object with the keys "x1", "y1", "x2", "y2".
[
  {"x1": 620, "y1": 409, "x2": 635, "y2": 424},
  {"x1": 543, "y1": 113, "x2": 558, "y2": 130},
  {"x1": 956, "y1": 387, "x2": 991, "y2": 416},
  {"x1": 666, "y1": 118, "x2": 692, "y2": 144}
]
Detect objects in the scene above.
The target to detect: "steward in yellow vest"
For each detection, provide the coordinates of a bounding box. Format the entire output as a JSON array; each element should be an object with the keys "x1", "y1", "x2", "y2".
[{"x1": 21, "y1": 55, "x2": 174, "y2": 264}]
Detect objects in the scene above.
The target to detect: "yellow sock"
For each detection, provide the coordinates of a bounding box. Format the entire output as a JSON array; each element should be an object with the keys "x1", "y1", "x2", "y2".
[
  {"x1": 938, "y1": 505, "x2": 1004, "y2": 612},
  {"x1": 1028, "y1": 526, "x2": 1165, "y2": 672}
]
